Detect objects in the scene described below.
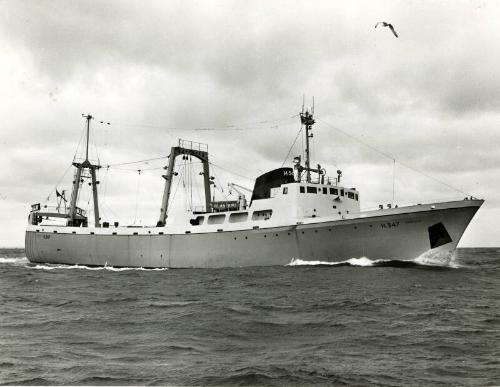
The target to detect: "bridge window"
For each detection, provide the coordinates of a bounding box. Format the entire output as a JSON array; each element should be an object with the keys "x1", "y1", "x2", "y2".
[
  {"x1": 322, "y1": 187, "x2": 327, "y2": 194},
  {"x1": 229, "y1": 212, "x2": 248, "y2": 223},
  {"x1": 355, "y1": 194, "x2": 359, "y2": 201},
  {"x1": 283, "y1": 187, "x2": 288, "y2": 194},
  {"x1": 208, "y1": 214, "x2": 225, "y2": 224},
  {"x1": 340, "y1": 189, "x2": 344, "y2": 196},
  {"x1": 300, "y1": 186, "x2": 305, "y2": 193},
  {"x1": 252, "y1": 210, "x2": 273, "y2": 220},
  {"x1": 348, "y1": 192, "x2": 355, "y2": 199},
  {"x1": 307, "y1": 186, "x2": 317, "y2": 194},
  {"x1": 330, "y1": 188, "x2": 338, "y2": 195}
]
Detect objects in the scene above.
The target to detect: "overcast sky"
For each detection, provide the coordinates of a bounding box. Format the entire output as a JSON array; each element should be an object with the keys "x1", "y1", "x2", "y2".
[{"x1": 1, "y1": 0, "x2": 499, "y2": 247}]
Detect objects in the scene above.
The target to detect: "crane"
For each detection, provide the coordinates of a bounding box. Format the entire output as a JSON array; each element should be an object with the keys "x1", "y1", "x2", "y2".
[{"x1": 228, "y1": 182, "x2": 252, "y2": 210}]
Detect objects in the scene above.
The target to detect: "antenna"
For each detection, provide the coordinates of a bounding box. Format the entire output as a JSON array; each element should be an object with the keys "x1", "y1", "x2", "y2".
[
  {"x1": 312, "y1": 96, "x2": 315, "y2": 114},
  {"x1": 299, "y1": 98, "x2": 316, "y2": 183},
  {"x1": 302, "y1": 94, "x2": 305, "y2": 114},
  {"x1": 81, "y1": 113, "x2": 93, "y2": 162}
]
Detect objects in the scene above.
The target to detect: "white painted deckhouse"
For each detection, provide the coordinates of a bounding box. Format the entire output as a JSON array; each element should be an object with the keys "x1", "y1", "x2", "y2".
[{"x1": 26, "y1": 109, "x2": 483, "y2": 268}]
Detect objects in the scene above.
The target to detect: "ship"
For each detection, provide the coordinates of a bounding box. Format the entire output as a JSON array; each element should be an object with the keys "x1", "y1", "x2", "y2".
[{"x1": 25, "y1": 109, "x2": 483, "y2": 268}]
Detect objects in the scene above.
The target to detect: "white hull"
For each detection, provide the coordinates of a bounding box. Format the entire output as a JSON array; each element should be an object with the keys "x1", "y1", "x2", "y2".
[{"x1": 25, "y1": 200, "x2": 482, "y2": 268}]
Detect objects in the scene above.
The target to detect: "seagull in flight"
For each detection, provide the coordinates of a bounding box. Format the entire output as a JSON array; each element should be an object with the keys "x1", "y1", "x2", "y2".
[{"x1": 375, "y1": 21, "x2": 398, "y2": 38}]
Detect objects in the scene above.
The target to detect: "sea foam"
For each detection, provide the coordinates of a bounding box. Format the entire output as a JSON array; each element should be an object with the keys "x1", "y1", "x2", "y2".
[{"x1": 288, "y1": 249, "x2": 459, "y2": 268}]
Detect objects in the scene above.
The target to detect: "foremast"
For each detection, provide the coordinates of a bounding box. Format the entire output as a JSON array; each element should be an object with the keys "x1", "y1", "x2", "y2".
[{"x1": 68, "y1": 114, "x2": 101, "y2": 227}]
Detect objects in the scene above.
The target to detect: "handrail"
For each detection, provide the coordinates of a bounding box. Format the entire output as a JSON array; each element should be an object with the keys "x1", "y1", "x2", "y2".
[{"x1": 179, "y1": 139, "x2": 208, "y2": 152}]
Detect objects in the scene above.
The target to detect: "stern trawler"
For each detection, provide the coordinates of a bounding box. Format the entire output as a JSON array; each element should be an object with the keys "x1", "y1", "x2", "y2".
[{"x1": 25, "y1": 109, "x2": 483, "y2": 268}]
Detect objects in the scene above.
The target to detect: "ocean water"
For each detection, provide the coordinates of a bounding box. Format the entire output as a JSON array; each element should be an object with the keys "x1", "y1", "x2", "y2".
[{"x1": 1, "y1": 248, "x2": 499, "y2": 386}]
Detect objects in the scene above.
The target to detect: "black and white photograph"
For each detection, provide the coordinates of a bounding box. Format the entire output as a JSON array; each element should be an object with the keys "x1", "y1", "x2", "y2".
[{"x1": 0, "y1": 0, "x2": 499, "y2": 385}]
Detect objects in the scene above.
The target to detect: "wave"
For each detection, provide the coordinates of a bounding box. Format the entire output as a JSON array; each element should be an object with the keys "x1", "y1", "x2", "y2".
[
  {"x1": 26, "y1": 263, "x2": 168, "y2": 271},
  {"x1": 0, "y1": 257, "x2": 29, "y2": 264},
  {"x1": 288, "y1": 250, "x2": 459, "y2": 268},
  {"x1": 147, "y1": 300, "x2": 205, "y2": 308}
]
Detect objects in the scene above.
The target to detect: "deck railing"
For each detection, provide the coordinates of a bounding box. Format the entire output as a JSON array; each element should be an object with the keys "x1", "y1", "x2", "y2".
[{"x1": 179, "y1": 139, "x2": 208, "y2": 152}]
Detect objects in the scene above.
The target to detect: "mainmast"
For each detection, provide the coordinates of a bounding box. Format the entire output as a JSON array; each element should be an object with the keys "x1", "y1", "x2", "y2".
[
  {"x1": 68, "y1": 114, "x2": 101, "y2": 227},
  {"x1": 301, "y1": 109, "x2": 315, "y2": 183},
  {"x1": 158, "y1": 139, "x2": 211, "y2": 227},
  {"x1": 296, "y1": 100, "x2": 324, "y2": 183}
]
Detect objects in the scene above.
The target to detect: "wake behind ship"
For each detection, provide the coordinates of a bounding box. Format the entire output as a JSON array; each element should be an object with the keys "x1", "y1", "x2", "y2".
[{"x1": 25, "y1": 109, "x2": 483, "y2": 268}]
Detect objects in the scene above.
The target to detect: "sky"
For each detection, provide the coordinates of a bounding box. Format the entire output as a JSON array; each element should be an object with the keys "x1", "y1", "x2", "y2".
[{"x1": 1, "y1": 0, "x2": 499, "y2": 247}]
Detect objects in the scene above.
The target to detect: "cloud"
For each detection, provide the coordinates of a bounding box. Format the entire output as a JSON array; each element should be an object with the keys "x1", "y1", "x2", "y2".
[{"x1": 0, "y1": 0, "x2": 499, "y2": 246}]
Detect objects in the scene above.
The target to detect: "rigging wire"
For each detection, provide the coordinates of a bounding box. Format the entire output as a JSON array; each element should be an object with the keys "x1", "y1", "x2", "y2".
[
  {"x1": 90, "y1": 120, "x2": 100, "y2": 165},
  {"x1": 45, "y1": 163, "x2": 74, "y2": 202},
  {"x1": 300, "y1": 124, "x2": 304, "y2": 178},
  {"x1": 112, "y1": 115, "x2": 297, "y2": 132},
  {"x1": 209, "y1": 161, "x2": 255, "y2": 182},
  {"x1": 133, "y1": 169, "x2": 142, "y2": 224},
  {"x1": 166, "y1": 164, "x2": 185, "y2": 217},
  {"x1": 189, "y1": 155, "x2": 194, "y2": 210},
  {"x1": 213, "y1": 172, "x2": 228, "y2": 201},
  {"x1": 318, "y1": 118, "x2": 471, "y2": 197},
  {"x1": 73, "y1": 126, "x2": 86, "y2": 162},
  {"x1": 107, "y1": 166, "x2": 166, "y2": 173},
  {"x1": 100, "y1": 166, "x2": 110, "y2": 218},
  {"x1": 281, "y1": 126, "x2": 303, "y2": 167},
  {"x1": 106, "y1": 155, "x2": 169, "y2": 168}
]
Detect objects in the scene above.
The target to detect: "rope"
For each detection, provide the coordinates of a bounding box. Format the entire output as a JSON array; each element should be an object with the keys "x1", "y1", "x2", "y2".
[
  {"x1": 133, "y1": 169, "x2": 141, "y2": 224},
  {"x1": 45, "y1": 163, "x2": 73, "y2": 202},
  {"x1": 90, "y1": 121, "x2": 100, "y2": 164},
  {"x1": 73, "y1": 126, "x2": 85, "y2": 162},
  {"x1": 318, "y1": 118, "x2": 471, "y2": 197},
  {"x1": 112, "y1": 115, "x2": 297, "y2": 132},
  {"x1": 281, "y1": 126, "x2": 303, "y2": 167},
  {"x1": 106, "y1": 155, "x2": 168, "y2": 168},
  {"x1": 166, "y1": 164, "x2": 184, "y2": 217},
  {"x1": 209, "y1": 162, "x2": 255, "y2": 182}
]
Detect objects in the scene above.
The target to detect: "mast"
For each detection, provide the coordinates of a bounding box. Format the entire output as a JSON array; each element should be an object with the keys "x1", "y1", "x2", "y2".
[
  {"x1": 296, "y1": 100, "x2": 324, "y2": 183},
  {"x1": 68, "y1": 114, "x2": 101, "y2": 227},
  {"x1": 85, "y1": 114, "x2": 91, "y2": 161},
  {"x1": 158, "y1": 139, "x2": 211, "y2": 227},
  {"x1": 300, "y1": 108, "x2": 315, "y2": 183}
]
